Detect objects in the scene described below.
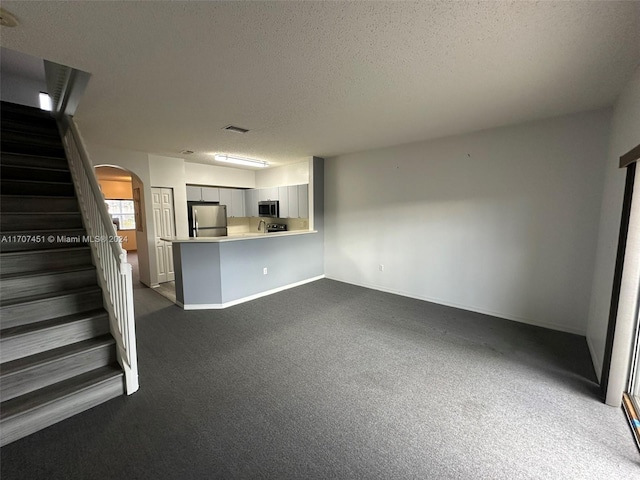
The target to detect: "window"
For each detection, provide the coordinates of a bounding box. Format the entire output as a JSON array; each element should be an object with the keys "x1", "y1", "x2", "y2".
[{"x1": 105, "y1": 200, "x2": 136, "y2": 230}]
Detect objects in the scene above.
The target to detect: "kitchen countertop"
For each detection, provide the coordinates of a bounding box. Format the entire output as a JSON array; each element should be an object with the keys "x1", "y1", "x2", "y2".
[{"x1": 161, "y1": 230, "x2": 317, "y2": 243}]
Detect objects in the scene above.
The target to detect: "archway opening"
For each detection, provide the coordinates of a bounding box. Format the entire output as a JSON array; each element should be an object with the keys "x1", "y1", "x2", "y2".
[{"x1": 94, "y1": 165, "x2": 143, "y2": 286}]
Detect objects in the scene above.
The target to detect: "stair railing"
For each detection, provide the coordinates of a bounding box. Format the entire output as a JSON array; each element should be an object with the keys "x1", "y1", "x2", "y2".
[{"x1": 59, "y1": 116, "x2": 139, "y2": 395}]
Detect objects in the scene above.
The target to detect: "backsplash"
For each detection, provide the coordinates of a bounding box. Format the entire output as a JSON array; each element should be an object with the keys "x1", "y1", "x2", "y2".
[{"x1": 227, "y1": 217, "x2": 309, "y2": 235}]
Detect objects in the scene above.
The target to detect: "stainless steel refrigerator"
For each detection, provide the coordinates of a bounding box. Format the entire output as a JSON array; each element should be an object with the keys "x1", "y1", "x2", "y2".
[{"x1": 189, "y1": 203, "x2": 228, "y2": 237}]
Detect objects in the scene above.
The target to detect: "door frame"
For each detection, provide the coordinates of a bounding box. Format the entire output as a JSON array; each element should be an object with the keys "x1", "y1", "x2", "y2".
[{"x1": 602, "y1": 143, "x2": 640, "y2": 406}]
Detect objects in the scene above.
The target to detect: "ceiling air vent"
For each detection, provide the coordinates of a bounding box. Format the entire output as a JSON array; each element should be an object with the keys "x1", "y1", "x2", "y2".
[{"x1": 222, "y1": 125, "x2": 249, "y2": 134}]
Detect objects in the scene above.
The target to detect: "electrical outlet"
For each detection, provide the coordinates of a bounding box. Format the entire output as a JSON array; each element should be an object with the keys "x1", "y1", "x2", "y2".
[
  {"x1": 379, "y1": 264, "x2": 384, "y2": 272},
  {"x1": 263, "y1": 267, "x2": 268, "y2": 275}
]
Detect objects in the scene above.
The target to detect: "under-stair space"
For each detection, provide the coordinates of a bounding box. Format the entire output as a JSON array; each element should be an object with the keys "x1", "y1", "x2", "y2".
[{"x1": 0, "y1": 101, "x2": 124, "y2": 447}]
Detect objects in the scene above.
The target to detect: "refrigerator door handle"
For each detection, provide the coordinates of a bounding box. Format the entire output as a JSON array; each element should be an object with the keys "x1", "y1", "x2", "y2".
[{"x1": 193, "y1": 210, "x2": 198, "y2": 235}]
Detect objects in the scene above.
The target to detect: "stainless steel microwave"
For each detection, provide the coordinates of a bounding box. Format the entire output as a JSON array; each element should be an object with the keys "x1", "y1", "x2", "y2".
[{"x1": 258, "y1": 200, "x2": 279, "y2": 218}]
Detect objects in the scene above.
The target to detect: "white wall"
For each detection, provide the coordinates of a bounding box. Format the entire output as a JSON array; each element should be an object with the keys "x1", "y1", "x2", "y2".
[
  {"x1": 325, "y1": 110, "x2": 611, "y2": 335},
  {"x1": 184, "y1": 162, "x2": 255, "y2": 188},
  {"x1": 0, "y1": 72, "x2": 46, "y2": 108},
  {"x1": 149, "y1": 154, "x2": 189, "y2": 239},
  {"x1": 587, "y1": 67, "x2": 640, "y2": 380},
  {"x1": 255, "y1": 161, "x2": 309, "y2": 188}
]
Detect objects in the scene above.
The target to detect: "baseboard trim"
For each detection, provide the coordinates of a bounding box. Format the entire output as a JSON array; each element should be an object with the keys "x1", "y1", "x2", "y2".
[
  {"x1": 325, "y1": 276, "x2": 586, "y2": 336},
  {"x1": 181, "y1": 275, "x2": 325, "y2": 310},
  {"x1": 586, "y1": 334, "x2": 603, "y2": 383}
]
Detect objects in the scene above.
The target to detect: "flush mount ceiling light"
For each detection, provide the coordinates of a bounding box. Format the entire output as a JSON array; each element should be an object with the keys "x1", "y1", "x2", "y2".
[
  {"x1": 0, "y1": 8, "x2": 19, "y2": 27},
  {"x1": 39, "y1": 92, "x2": 52, "y2": 112},
  {"x1": 214, "y1": 154, "x2": 268, "y2": 168}
]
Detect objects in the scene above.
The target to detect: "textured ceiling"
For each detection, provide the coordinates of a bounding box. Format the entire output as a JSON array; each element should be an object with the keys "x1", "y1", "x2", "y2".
[{"x1": 1, "y1": 1, "x2": 638, "y2": 169}]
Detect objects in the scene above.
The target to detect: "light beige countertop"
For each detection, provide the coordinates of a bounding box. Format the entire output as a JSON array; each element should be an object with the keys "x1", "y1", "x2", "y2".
[{"x1": 162, "y1": 230, "x2": 317, "y2": 243}]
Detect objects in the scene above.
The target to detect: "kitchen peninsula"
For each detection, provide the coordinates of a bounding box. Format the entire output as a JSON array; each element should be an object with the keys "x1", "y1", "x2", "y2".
[{"x1": 163, "y1": 229, "x2": 323, "y2": 309}]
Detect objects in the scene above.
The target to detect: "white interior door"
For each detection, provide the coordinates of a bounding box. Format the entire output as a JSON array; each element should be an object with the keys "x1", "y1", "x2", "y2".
[{"x1": 152, "y1": 187, "x2": 176, "y2": 284}]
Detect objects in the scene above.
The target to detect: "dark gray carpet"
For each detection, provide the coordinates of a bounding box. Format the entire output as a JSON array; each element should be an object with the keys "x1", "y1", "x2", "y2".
[{"x1": 1, "y1": 279, "x2": 638, "y2": 479}]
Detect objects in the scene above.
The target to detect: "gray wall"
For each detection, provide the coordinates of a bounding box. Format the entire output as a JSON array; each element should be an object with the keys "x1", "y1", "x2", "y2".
[
  {"x1": 219, "y1": 233, "x2": 323, "y2": 303},
  {"x1": 0, "y1": 72, "x2": 47, "y2": 108},
  {"x1": 324, "y1": 110, "x2": 611, "y2": 335},
  {"x1": 176, "y1": 233, "x2": 323, "y2": 306},
  {"x1": 174, "y1": 242, "x2": 223, "y2": 305},
  {"x1": 0, "y1": 48, "x2": 47, "y2": 109}
]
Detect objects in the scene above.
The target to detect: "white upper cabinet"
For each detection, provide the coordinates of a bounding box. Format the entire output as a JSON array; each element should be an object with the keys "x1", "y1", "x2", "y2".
[
  {"x1": 283, "y1": 184, "x2": 309, "y2": 218},
  {"x1": 190, "y1": 184, "x2": 305, "y2": 218},
  {"x1": 231, "y1": 189, "x2": 245, "y2": 217},
  {"x1": 288, "y1": 185, "x2": 299, "y2": 218},
  {"x1": 188, "y1": 185, "x2": 221, "y2": 202},
  {"x1": 201, "y1": 186, "x2": 220, "y2": 202},
  {"x1": 219, "y1": 188, "x2": 245, "y2": 217},
  {"x1": 257, "y1": 187, "x2": 278, "y2": 202},
  {"x1": 298, "y1": 184, "x2": 309, "y2": 218},
  {"x1": 219, "y1": 188, "x2": 232, "y2": 208},
  {"x1": 186, "y1": 185, "x2": 203, "y2": 202},
  {"x1": 278, "y1": 187, "x2": 289, "y2": 218},
  {"x1": 245, "y1": 189, "x2": 258, "y2": 217}
]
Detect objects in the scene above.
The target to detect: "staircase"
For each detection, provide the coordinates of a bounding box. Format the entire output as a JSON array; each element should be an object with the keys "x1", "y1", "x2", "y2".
[{"x1": 0, "y1": 101, "x2": 124, "y2": 446}]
